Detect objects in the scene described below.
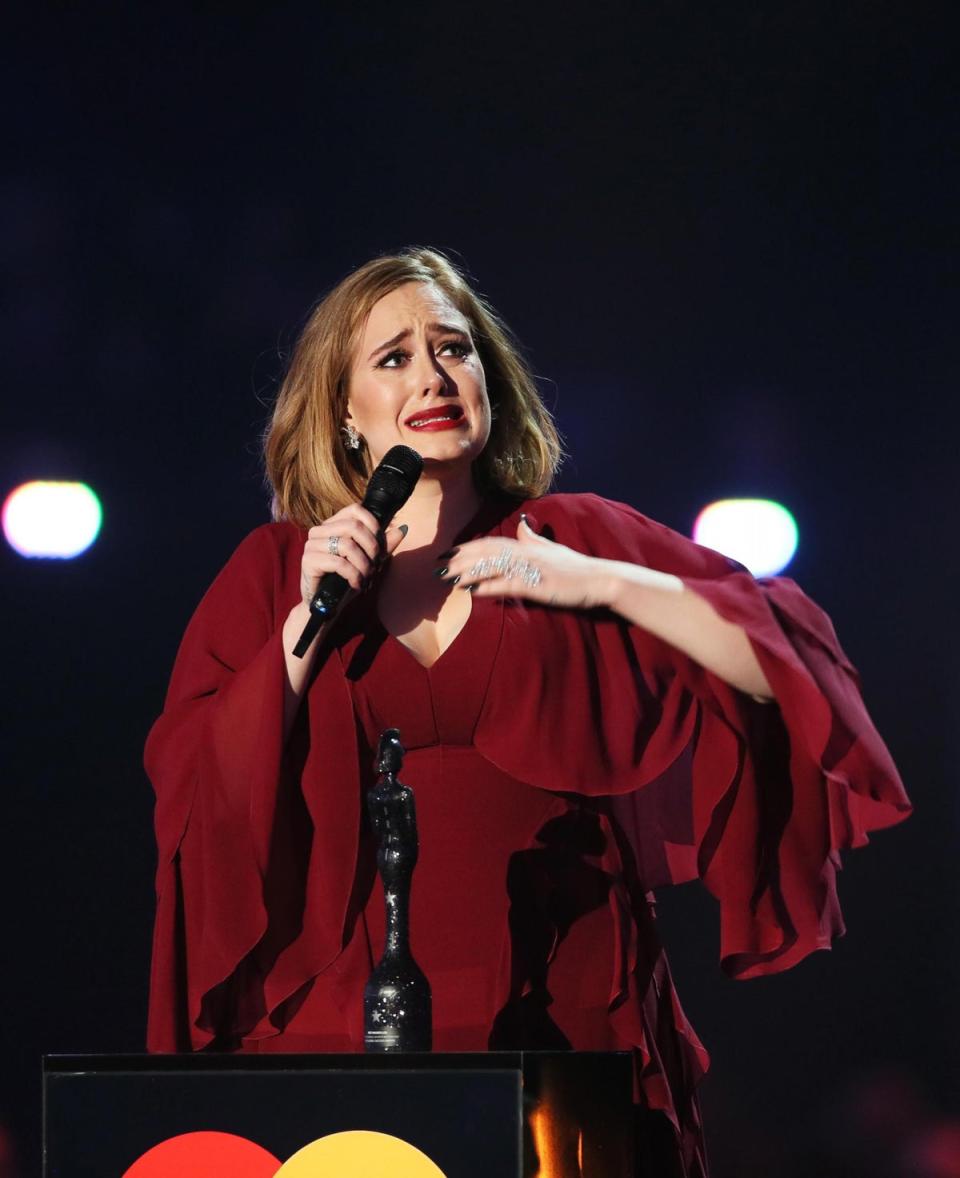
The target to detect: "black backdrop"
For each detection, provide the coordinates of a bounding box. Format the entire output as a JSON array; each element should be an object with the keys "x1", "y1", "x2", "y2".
[{"x1": 2, "y1": 4, "x2": 957, "y2": 1176}]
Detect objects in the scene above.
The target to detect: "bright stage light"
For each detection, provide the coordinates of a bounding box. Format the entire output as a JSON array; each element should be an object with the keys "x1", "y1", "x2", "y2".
[
  {"x1": 693, "y1": 498, "x2": 798, "y2": 577},
  {"x1": 2, "y1": 481, "x2": 103, "y2": 559}
]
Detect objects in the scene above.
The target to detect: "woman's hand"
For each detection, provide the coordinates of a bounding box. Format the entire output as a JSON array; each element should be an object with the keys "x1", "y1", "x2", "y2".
[
  {"x1": 437, "y1": 516, "x2": 772, "y2": 697},
  {"x1": 300, "y1": 504, "x2": 408, "y2": 606},
  {"x1": 283, "y1": 505, "x2": 408, "y2": 734},
  {"x1": 436, "y1": 516, "x2": 633, "y2": 610}
]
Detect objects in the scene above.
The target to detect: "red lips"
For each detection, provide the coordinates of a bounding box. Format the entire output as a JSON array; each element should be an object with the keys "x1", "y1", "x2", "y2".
[{"x1": 404, "y1": 405, "x2": 465, "y2": 430}]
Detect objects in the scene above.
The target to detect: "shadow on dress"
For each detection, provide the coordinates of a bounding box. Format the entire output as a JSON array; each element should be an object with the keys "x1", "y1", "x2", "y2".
[{"x1": 490, "y1": 807, "x2": 611, "y2": 1050}]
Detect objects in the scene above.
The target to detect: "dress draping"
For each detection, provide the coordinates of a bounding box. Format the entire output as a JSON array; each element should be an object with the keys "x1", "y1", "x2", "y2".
[{"x1": 144, "y1": 493, "x2": 910, "y2": 1177}]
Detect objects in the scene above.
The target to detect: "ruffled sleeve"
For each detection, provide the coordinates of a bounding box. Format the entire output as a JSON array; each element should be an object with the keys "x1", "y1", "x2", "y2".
[
  {"x1": 474, "y1": 493, "x2": 911, "y2": 981},
  {"x1": 144, "y1": 522, "x2": 364, "y2": 1050}
]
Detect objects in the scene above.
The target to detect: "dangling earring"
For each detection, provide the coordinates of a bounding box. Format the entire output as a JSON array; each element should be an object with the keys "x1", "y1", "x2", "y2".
[{"x1": 342, "y1": 423, "x2": 362, "y2": 450}]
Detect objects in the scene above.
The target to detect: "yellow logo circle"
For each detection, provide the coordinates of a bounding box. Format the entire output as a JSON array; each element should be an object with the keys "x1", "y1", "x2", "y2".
[{"x1": 275, "y1": 1130, "x2": 447, "y2": 1177}]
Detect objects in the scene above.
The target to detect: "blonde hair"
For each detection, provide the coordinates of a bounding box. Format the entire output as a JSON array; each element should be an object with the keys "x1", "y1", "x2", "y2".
[{"x1": 264, "y1": 247, "x2": 563, "y2": 526}]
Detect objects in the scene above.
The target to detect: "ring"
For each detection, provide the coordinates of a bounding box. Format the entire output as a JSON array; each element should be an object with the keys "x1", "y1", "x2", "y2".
[
  {"x1": 468, "y1": 547, "x2": 542, "y2": 588},
  {"x1": 519, "y1": 562, "x2": 543, "y2": 587},
  {"x1": 327, "y1": 535, "x2": 341, "y2": 556},
  {"x1": 468, "y1": 556, "x2": 494, "y2": 578}
]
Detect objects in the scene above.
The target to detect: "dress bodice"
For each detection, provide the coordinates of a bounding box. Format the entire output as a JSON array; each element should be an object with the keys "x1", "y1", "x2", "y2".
[
  {"x1": 339, "y1": 582, "x2": 503, "y2": 752},
  {"x1": 320, "y1": 568, "x2": 622, "y2": 1054}
]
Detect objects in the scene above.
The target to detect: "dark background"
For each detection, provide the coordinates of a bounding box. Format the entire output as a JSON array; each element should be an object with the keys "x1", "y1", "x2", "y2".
[{"x1": 2, "y1": 3, "x2": 957, "y2": 1175}]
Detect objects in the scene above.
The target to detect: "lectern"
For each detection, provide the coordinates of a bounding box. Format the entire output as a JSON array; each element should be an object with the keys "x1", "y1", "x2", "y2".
[{"x1": 44, "y1": 1051, "x2": 635, "y2": 1176}]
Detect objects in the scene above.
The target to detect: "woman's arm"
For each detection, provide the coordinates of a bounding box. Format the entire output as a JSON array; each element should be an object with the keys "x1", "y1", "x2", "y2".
[
  {"x1": 596, "y1": 558, "x2": 773, "y2": 699},
  {"x1": 441, "y1": 516, "x2": 773, "y2": 699},
  {"x1": 282, "y1": 601, "x2": 326, "y2": 735},
  {"x1": 282, "y1": 509, "x2": 408, "y2": 738}
]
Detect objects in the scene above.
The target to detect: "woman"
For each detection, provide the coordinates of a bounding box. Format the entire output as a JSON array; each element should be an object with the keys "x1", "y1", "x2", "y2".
[{"x1": 145, "y1": 248, "x2": 910, "y2": 1176}]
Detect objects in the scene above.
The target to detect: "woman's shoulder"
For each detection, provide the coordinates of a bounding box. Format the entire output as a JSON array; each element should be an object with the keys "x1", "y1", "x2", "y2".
[
  {"x1": 521, "y1": 492, "x2": 737, "y2": 575},
  {"x1": 223, "y1": 518, "x2": 305, "y2": 567},
  {"x1": 520, "y1": 491, "x2": 666, "y2": 539},
  {"x1": 197, "y1": 520, "x2": 305, "y2": 604}
]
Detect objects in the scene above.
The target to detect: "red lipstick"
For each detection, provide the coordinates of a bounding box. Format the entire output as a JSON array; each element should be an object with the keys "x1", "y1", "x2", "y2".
[{"x1": 404, "y1": 405, "x2": 465, "y2": 432}]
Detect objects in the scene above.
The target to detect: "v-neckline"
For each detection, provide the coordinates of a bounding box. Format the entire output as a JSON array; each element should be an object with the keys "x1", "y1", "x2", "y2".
[
  {"x1": 372, "y1": 493, "x2": 519, "y2": 672},
  {"x1": 379, "y1": 593, "x2": 475, "y2": 669}
]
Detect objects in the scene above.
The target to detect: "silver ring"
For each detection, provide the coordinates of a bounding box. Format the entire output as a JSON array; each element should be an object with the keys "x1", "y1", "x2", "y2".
[
  {"x1": 468, "y1": 547, "x2": 542, "y2": 588},
  {"x1": 327, "y1": 535, "x2": 341, "y2": 556},
  {"x1": 506, "y1": 556, "x2": 542, "y2": 586}
]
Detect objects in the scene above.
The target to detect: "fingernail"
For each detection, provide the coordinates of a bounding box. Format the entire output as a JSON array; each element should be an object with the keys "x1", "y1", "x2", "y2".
[
  {"x1": 433, "y1": 566, "x2": 449, "y2": 578},
  {"x1": 450, "y1": 574, "x2": 461, "y2": 586},
  {"x1": 459, "y1": 582, "x2": 477, "y2": 592},
  {"x1": 398, "y1": 524, "x2": 409, "y2": 537},
  {"x1": 436, "y1": 547, "x2": 459, "y2": 560}
]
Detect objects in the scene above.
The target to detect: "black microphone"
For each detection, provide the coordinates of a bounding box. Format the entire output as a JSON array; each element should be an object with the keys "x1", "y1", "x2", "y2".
[{"x1": 292, "y1": 445, "x2": 423, "y2": 658}]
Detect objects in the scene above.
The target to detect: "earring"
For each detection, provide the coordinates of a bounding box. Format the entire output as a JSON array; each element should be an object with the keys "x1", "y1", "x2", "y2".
[{"x1": 342, "y1": 423, "x2": 362, "y2": 451}]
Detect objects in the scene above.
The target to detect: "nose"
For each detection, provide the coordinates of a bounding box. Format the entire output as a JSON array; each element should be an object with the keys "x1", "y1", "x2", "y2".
[{"x1": 412, "y1": 350, "x2": 452, "y2": 397}]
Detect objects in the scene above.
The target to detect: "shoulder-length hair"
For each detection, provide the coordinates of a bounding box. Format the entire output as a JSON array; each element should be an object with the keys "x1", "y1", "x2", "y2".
[{"x1": 264, "y1": 247, "x2": 563, "y2": 527}]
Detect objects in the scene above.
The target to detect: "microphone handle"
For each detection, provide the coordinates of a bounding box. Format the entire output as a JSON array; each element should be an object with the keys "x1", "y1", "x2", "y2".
[
  {"x1": 291, "y1": 444, "x2": 423, "y2": 659},
  {"x1": 291, "y1": 612, "x2": 324, "y2": 659},
  {"x1": 291, "y1": 511, "x2": 389, "y2": 659},
  {"x1": 290, "y1": 569, "x2": 350, "y2": 659}
]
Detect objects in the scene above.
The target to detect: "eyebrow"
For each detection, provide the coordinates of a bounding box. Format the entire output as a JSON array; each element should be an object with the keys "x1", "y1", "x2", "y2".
[{"x1": 368, "y1": 322, "x2": 470, "y2": 361}]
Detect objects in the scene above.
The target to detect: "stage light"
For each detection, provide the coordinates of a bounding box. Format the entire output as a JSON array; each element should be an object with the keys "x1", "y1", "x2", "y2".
[
  {"x1": 693, "y1": 498, "x2": 798, "y2": 577},
  {"x1": 2, "y1": 481, "x2": 103, "y2": 559}
]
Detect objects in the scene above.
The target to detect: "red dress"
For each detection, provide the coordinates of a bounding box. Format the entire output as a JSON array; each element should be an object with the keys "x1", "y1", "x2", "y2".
[{"x1": 144, "y1": 493, "x2": 910, "y2": 1177}]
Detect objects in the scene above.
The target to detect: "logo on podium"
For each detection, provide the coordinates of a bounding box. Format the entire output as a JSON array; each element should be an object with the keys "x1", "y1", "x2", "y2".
[{"x1": 124, "y1": 1128, "x2": 447, "y2": 1176}]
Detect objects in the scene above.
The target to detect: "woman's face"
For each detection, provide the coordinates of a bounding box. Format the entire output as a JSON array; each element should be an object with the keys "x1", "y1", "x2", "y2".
[{"x1": 346, "y1": 282, "x2": 491, "y2": 473}]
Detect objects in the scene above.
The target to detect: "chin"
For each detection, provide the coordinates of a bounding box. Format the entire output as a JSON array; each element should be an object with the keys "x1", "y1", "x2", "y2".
[{"x1": 407, "y1": 434, "x2": 478, "y2": 461}]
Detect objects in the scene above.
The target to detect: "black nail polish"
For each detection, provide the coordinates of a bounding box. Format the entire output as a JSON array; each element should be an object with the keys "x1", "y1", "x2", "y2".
[
  {"x1": 433, "y1": 566, "x2": 449, "y2": 578},
  {"x1": 450, "y1": 574, "x2": 461, "y2": 586},
  {"x1": 459, "y1": 582, "x2": 475, "y2": 592},
  {"x1": 436, "y1": 547, "x2": 459, "y2": 561}
]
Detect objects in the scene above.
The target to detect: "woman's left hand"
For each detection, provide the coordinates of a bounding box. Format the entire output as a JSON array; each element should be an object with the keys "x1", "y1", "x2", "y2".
[
  {"x1": 438, "y1": 516, "x2": 772, "y2": 696},
  {"x1": 435, "y1": 517, "x2": 616, "y2": 610}
]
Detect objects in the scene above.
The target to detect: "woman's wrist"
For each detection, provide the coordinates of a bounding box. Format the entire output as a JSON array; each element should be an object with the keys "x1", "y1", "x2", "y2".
[
  {"x1": 597, "y1": 558, "x2": 684, "y2": 615},
  {"x1": 283, "y1": 602, "x2": 322, "y2": 673},
  {"x1": 284, "y1": 600, "x2": 313, "y2": 639}
]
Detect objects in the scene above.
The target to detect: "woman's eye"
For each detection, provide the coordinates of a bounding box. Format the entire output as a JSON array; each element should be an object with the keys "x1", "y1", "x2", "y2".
[
  {"x1": 377, "y1": 341, "x2": 470, "y2": 368},
  {"x1": 378, "y1": 350, "x2": 408, "y2": 368}
]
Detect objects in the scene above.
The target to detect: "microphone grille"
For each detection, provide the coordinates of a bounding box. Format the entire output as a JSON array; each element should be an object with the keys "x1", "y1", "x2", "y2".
[
  {"x1": 363, "y1": 446, "x2": 424, "y2": 523},
  {"x1": 377, "y1": 445, "x2": 424, "y2": 483}
]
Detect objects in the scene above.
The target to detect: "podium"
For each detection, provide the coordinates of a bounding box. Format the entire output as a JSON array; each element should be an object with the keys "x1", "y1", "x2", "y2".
[{"x1": 44, "y1": 1051, "x2": 636, "y2": 1176}]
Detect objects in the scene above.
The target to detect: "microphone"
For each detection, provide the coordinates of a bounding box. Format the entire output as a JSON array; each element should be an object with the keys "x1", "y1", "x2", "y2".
[{"x1": 292, "y1": 445, "x2": 423, "y2": 658}]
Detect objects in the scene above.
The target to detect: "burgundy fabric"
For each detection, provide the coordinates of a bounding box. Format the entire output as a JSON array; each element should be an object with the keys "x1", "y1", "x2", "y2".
[{"x1": 144, "y1": 492, "x2": 910, "y2": 1177}]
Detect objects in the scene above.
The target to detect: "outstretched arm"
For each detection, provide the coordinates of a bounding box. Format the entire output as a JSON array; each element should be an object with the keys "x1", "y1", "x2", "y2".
[{"x1": 438, "y1": 516, "x2": 773, "y2": 699}]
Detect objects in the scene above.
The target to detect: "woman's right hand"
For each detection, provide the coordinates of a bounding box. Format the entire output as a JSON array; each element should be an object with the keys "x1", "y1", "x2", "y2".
[
  {"x1": 300, "y1": 503, "x2": 408, "y2": 607},
  {"x1": 283, "y1": 505, "x2": 408, "y2": 731}
]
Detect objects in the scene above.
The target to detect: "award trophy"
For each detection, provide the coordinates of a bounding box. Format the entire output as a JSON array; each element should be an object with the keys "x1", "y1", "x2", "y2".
[{"x1": 363, "y1": 728, "x2": 433, "y2": 1052}]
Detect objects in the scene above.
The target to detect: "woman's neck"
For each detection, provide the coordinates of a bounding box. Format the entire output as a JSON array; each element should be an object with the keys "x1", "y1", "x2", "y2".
[{"x1": 393, "y1": 466, "x2": 482, "y2": 554}]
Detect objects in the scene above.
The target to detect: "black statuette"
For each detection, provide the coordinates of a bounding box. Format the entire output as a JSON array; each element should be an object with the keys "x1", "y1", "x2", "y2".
[{"x1": 363, "y1": 728, "x2": 433, "y2": 1052}]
